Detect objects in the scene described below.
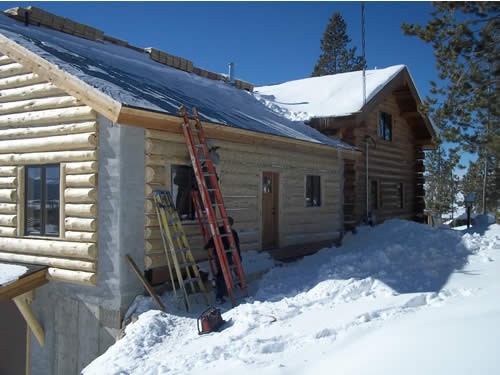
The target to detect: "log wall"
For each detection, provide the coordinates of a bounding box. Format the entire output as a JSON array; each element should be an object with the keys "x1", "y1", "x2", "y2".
[
  {"x1": 144, "y1": 130, "x2": 343, "y2": 269},
  {"x1": 344, "y1": 94, "x2": 420, "y2": 224},
  {"x1": 0, "y1": 53, "x2": 98, "y2": 285}
]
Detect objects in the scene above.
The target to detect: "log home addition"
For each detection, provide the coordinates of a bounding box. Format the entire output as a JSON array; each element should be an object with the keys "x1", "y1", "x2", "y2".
[
  {"x1": 0, "y1": 7, "x2": 359, "y2": 374},
  {"x1": 256, "y1": 65, "x2": 436, "y2": 229}
]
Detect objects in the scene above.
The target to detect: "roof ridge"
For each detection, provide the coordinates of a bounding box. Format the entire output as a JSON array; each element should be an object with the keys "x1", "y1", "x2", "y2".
[{"x1": 3, "y1": 5, "x2": 254, "y2": 92}]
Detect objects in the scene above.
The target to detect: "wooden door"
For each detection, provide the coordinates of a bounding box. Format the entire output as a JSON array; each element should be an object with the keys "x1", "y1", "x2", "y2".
[{"x1": 262, "y1": 172, "x2": 279, "y2": 249}]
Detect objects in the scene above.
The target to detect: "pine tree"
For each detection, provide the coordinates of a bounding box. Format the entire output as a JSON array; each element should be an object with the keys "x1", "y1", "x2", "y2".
[
  {"x1": 403, "y1": 2, "x2": 499, "y2": 215},
  {"x1": 312, "y1": 12, "x2": 366, "y2": 76},
  {"x1": 424, "y1": 144, "x2": 461, "y2": 217}
]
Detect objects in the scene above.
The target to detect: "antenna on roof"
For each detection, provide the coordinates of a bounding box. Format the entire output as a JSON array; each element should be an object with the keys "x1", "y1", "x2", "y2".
[
  {"x1": 228, "y1": 62, "x2": 235, "y2": 85},
  {"x1": 361, "y1": 2, "x2": 367, "y2": 106}
]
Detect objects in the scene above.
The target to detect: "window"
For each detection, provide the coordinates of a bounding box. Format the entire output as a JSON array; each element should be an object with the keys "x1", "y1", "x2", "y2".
[
  {"x1": 171, "y1": 164, "x2": 196, "y2": 220},
  {"x1": 370, "y1": 180, "x2": 379, "y2": 210},
  {"x1": 25, "y1": 165, "x2": 60, "y2": 236},
  {"x1": 378, "y1": 111, "x2": 392, "y2": 141},
  {"x1": 397, "y1": 183, "x2": 404, "y2": 208},
  {"x1": 306, "y1": 175, "x2": 321, "y2": 207}
]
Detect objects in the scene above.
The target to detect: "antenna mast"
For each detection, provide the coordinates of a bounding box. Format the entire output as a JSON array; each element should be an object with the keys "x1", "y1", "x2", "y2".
[{"x1": 362, "y1": 2, "x2": 367, "y2": 105}]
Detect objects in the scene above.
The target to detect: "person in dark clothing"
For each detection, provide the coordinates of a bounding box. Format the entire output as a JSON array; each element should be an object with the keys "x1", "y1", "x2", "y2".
[{"x1": 204, "y1": 216, "x2": 241, "y2": 303}]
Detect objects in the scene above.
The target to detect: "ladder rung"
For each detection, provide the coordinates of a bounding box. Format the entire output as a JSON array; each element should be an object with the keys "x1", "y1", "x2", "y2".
[
  {"x1": 175, "y1": 247, "x2": 189, "y2": 253},
  {"x1": 178, "y1": 261, "x2": 196, "y2": 268},
  {"x1": 184, "y1": 277, "x2": 201, "y2": 283}
]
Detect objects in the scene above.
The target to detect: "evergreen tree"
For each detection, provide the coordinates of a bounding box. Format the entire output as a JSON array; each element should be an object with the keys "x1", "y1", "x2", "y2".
[
  {"x1": 312, "y1": 12, "x2": 366, "y2": 76},
  {"x1": 424, "y1": 143, "x2": 461, "y2": 217},
  {"x1": 403, "y1": 2, "x2": 499, "y2": 214},
  {"x1": 461, "y1": 152, "x2": 499, "y2": 214}
]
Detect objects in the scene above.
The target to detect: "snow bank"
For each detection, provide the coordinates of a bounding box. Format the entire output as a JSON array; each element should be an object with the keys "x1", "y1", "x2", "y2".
[{"x1": 83, "y1": 220, "x2": 500, "y2": 375}]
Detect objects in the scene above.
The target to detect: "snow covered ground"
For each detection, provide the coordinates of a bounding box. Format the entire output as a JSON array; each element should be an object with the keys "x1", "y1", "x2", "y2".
[{"x1": 83, "y1": 218, "x2": 500, "y2": 375}]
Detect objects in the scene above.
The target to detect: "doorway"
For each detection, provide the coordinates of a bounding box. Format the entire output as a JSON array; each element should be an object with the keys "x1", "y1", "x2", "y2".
[{"x1": 262, "y1": 171, "x2": 279, "y2": 249}]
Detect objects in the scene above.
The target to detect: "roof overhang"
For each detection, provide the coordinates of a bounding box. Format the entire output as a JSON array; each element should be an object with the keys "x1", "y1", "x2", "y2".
[
  {"x1": 308, "y1": 68, "x2": 437, "y2": 149},
  {"x1": 0, "y1": 33, "x2": 359, "y2": 159},
  {"x1": 118, "y1": 106, "x2": 361, "y2": 159},
  {"x1": 0, "y1": 263, "x2": 48, "y2": 302}
]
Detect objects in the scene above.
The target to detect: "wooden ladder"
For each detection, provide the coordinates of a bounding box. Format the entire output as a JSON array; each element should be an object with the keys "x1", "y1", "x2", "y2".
[
  {"x1": 180, "y1": 106, "x2": 248, "y2": 306},
  {"x1": 153, "y1": 189, "x2": 208, "y2": 312}
]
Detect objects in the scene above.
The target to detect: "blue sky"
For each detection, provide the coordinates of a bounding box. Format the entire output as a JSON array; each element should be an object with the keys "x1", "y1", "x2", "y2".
[
  {"x1": 2, "y1": 1, "x2": 437, "y2": 93},
  {"x1": 2, "y1": 1, "x2": 471, "y2": 168}
]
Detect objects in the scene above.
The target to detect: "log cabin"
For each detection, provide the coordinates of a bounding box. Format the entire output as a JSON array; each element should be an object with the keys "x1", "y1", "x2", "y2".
[
  {"x1": 256, "y1": 66, "x2": 437, "y2": 230},
  {"x1": 0, "y1": 6, "x2": 361, "y2": 374}
]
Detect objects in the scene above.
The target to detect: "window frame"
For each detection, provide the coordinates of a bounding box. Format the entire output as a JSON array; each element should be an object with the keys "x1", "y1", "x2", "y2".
[
  {"x1": 24, "y1": 164, "x2": 60, "y2": 237},
  {"x1": 305, "y1": 175, "x2": 322, "y2": 208},
  {"x1": 378, "y1": 111, "x2": 392, "y2": 142}
]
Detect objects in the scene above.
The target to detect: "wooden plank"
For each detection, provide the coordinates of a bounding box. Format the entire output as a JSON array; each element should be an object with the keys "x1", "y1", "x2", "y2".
[
  {"x1": 0, "y1": 268, "x2": 48, "y2": 302},
  {"x1": 125, "y1": 255, "x2": 166, "y2": 311}
]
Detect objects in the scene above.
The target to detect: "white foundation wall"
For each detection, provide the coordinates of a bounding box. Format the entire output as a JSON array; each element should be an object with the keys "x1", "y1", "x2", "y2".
[{"x1": 29, "y1": 117, "x2": 146, "y2": 374}]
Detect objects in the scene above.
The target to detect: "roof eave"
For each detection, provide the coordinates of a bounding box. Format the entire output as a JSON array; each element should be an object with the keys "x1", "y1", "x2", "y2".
[
  {"x1": 0, "y1": 33, "x2": 122, "y2": 122},
  {"x1": 118, "y1": 105, "x2": 361, "y2": 159}
]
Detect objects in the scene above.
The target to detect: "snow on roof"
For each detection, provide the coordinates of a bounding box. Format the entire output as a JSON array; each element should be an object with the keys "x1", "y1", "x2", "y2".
[
  {"x1": 255, "y1": 65, "x2": 406, "y2": 121},
  {"x1": 0, "y1": 14, "x2": 355, "y2": 151},
  {"x1": 0, "y1": 263, "x2": 28, "y2": 286}
]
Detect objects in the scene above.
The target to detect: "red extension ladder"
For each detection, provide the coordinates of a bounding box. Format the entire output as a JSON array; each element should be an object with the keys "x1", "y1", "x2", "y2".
[{"x1": 179, "y1": 106, "x2": 248, "y2": 306}]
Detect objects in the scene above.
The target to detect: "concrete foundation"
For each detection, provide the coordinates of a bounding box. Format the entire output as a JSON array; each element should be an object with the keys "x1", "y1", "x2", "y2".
[{"x1": 29, "y1": 117, "x2": 146, "y2": 374}]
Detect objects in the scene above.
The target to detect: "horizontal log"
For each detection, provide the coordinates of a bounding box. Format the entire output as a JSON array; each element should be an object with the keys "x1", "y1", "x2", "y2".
[
  {"x1": 145, "y1": 166, "x2": 167, "y2": 184},
  {"x1": 144, "y1": 183, "x2": 168, "y2": 197},
  {"x1": 0, "y1": 62, "x2": 29, "y2": 78},
  {"x1": 64, "y1": 161, "x2": 98, "y2": 174},
  {"x1": 47, "y1": 268, "x2": 96, "y2": 286},
  {"x1": 0, "y1": 106, "x2": 96, "y2": 128},
  {"x1": 144, "y1": 226, "x2": 162, "y2": 240},
  {"x1": 0, "y1": 150, "x2": 97, "y2": 166},
  {"x1": 0, "y1": 237, "x2": 96, "y2": 259},
  {"x1": 0, "y1": 176, "x2": 16, "y2": 187},
  {"x1": 0, "y1": 55, "x2": 14, "y2": 65},
  {"x1": 144, "y1": 254, "x2": 168, "y2": 269},
  {"x1": 64, "y1": 217, "x2": 97, "y2": 232},
  {"x1": 145, "y1": 214, "x2": 159, "y2": 227},
  {"x1": 0, "y1": 166, "x2": 16, "y2": 176},
  {"x1": 0, "y1": 82, "x2": 65, "y2": 103},
  {"x1": 0, "y1": 95, "x2": 81, "y2": 115},
  {"x1": 65, "y1": 203, "x2": 97, "y2": 217},
  {"x1": 0, "y1": 225, "x2": 16, "y2": 236},
  {"x1": 64, "y1": 188, "x2": 97, "y2": 203},
  {"x1": 0, "y1": 252, "x2": 96, "y2": 272},
  {"x1": 65, "y1": 173, "x2": 96, "y2": 187},
  {"x1": 64, "y1": 230, "x2": 97, "y2": 242},
  {"x1": 0, "y1": 214, "x2": 16, "y2": 226},
  {"x1": 0, "y1": 121, "x2": 97, "y2": 140},
  {"x1": 0, "y1": 188, "x2": 16, "y2": 202},
  {"x1": 145, "y1": 129, "x2": 185, "y2": 143},
  {"x1": 0, "y1": 132, "x2": 97, "y2": 153},
  {"x1": 0, "y1": 202, "x2": 16, "y2": 214},
  {"x1": 0, "y1": 72, "x2": 45, "y2": 90},
  {"x1": 145, "y1": 239, "x2": 164, "y2": 254}
]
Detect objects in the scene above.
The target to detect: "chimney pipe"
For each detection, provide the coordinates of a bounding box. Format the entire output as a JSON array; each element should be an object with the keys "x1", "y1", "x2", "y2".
[{"x1": 228, "y1": 62, "x2": 235, "y2": 84}]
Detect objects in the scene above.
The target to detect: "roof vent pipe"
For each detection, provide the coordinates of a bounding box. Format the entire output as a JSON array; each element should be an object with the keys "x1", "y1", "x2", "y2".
[{"x1": 228, "y1": 62, "x2": 235, "y2": 84}]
